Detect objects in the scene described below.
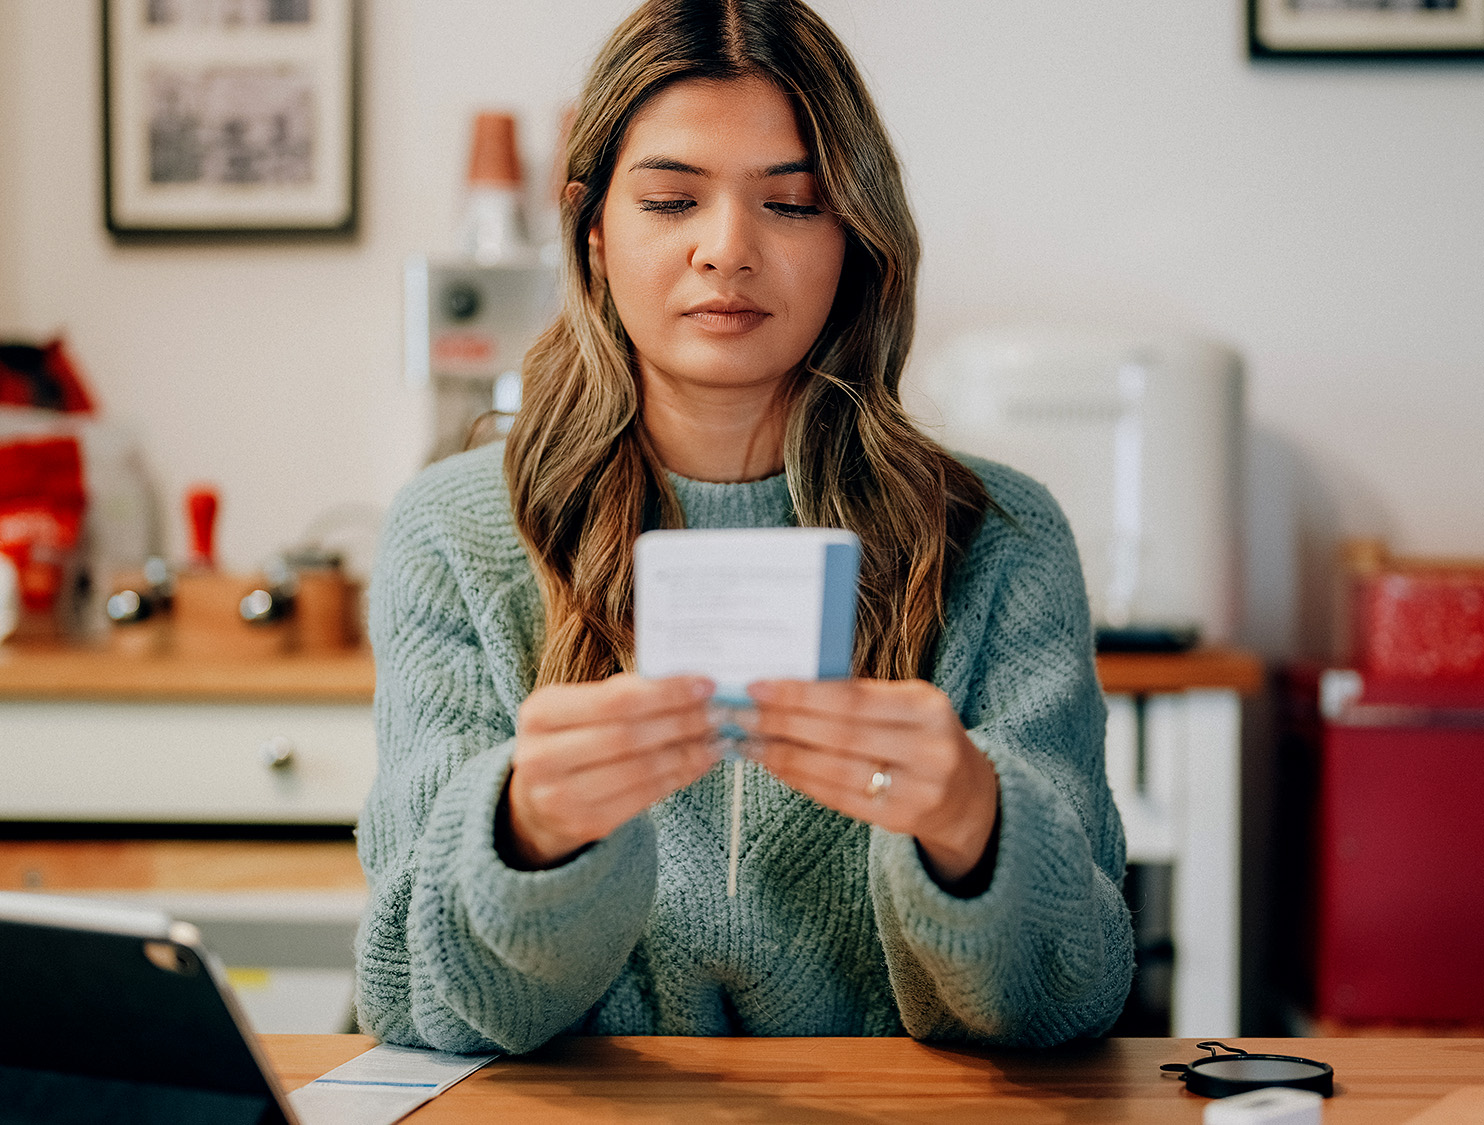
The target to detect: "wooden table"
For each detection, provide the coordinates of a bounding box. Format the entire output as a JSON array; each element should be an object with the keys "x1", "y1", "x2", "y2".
[{"x1": 266, "y1": 1035, "x2": 1484, "y2": 1123}]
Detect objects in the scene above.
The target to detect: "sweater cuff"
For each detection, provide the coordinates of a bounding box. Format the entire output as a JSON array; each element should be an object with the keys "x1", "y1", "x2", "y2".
[
  {"x1": 874, "y1": 733, "x2": 1101, "y2": 975},
  {"x1": 424, "y1": 739, "x2": 658, "y2": 975}
]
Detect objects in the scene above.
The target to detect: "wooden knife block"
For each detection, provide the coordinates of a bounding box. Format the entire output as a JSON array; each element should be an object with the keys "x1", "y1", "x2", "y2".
[{"x1": 171, "y1": 571, "x2": 292, "y2": 660}]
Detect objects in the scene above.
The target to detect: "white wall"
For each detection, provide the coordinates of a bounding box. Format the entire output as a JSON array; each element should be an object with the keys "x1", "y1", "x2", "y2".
[{"x1": 3, "y1": 1, "x2": 1482, "y2": 656}]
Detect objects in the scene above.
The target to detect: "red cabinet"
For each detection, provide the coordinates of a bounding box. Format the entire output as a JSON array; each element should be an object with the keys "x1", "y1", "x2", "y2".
[{"x1": 1312, "y1": 671, "x2": 1484, "y2": 1024}]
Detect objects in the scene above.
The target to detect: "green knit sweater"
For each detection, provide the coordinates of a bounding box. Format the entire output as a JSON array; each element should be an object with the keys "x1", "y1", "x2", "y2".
[{"x1": 354, "y1": 441, "x2": 1132, "y2": 1053}]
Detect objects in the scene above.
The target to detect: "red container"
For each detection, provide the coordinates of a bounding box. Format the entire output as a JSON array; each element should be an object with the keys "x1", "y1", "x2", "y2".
[
  {"x1": 1343, "y1": 540, "x2": 1484, "y2": 682},
  {"x1": 1312, "y1": 672, "x2": 1484, "y2": 1024}
]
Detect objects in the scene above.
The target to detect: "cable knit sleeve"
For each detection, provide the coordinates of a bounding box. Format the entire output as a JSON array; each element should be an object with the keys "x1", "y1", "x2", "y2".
[
  {"x1": 353, "y1": 446, "x2": 658, "y2": 1055},
  {"x1": 868, "y1": 459, "x2": 1133, "y2": 1045}
]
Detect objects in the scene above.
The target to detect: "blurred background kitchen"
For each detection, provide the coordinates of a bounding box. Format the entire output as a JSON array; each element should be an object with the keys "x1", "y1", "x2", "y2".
[{"x1": 2, "y1": 1, "x2": 1482, "y2": 1041}]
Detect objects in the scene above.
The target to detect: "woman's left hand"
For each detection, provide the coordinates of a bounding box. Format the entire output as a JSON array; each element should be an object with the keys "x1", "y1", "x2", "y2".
[{"x1": 745, "y1": 679, "x2": 999, "y2": 888}]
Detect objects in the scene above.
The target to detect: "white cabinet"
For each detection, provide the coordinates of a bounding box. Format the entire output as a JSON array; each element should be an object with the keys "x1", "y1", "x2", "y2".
[
  {"x1": 1100, "y1": 648, "x2": 1260, "y2": 1039},
  {"x1": 0, "y1": 700, "x2": 375, "y2": 824},
  {"x1": 1106, "y1": 689, "x2": 1242, "y2": 1038}
]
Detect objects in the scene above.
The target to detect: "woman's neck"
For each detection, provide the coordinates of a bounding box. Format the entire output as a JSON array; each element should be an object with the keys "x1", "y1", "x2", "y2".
[{"x1": 640, "y1": 372, "x2": 788, "y2": 483}]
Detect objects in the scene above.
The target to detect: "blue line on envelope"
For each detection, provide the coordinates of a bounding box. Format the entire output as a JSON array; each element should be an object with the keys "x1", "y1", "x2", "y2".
[{"x1": 818, "y1": 541, "x2": 860, "y2": 680}]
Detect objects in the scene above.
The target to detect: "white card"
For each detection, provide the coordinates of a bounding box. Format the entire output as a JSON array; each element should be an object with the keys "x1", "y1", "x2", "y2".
[
  {"x1": 288, "y1": 1043, "x2": 498, "y2": 1125},
  {"x1": 634, "y1": 527, "x2": 860, "y2": 705}
]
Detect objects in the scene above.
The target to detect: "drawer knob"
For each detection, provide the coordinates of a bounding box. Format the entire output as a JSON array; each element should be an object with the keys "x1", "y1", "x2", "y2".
[{"x1": 260, "y1": 736, "x2": 297, "y2": 770}]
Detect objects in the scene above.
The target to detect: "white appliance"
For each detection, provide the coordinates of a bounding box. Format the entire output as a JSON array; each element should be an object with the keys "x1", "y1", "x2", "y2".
[{"x1": 911, "y1": 330, "x2": 1243, "y2": 648}]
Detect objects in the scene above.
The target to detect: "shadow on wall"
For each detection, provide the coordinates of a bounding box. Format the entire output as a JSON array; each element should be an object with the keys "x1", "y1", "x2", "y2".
[
  {"x1": 1238, "y1": 423, "x2": 1394, "y2": 1032},
  {"x1": 1239, "y1": 424, "x2": 1395, "y2": 664}
]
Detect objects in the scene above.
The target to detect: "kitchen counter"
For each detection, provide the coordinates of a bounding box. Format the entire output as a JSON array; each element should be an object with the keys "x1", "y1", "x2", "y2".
[
  {"x1": 0, "y1": 642, "x2": 1262, "y2": 701},
  {"x1": 0, "y1": 643, "x2": 376, "y2": 702}
]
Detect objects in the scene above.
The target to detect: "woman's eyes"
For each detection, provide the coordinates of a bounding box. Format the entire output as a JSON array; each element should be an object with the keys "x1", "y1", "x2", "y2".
[
  {"x1": 766, "y1": 202, "x2": 823, "y2": 218},
  {"x1": 638, "y1": 199, "x2": 693, "y2": 214},
  {"x1": 636, "y1": 198, "x2": 823, "y2": 218}
]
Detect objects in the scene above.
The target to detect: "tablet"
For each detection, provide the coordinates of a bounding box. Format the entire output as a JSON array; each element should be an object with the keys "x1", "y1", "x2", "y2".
[{"x1": 0, "y1": 890, "x2": 300, "y2": 1125}]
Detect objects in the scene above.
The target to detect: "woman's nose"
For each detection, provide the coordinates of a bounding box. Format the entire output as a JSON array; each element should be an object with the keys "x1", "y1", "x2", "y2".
[{"x1": 691, "y1": 200, "x2": 758, "y2": 277}]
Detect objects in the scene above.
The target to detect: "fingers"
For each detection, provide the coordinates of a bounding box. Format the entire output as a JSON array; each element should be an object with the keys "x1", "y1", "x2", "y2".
[
  {"x1": 745, "y1": 678, "x2": 958, "y2": 772},
  {"x1": 744, "y1": 678, "x2": 999, "y2": 866},
  {"x1": 519, "y1": 673, "x2": 715, "y2": 734},
  {"x1": 506, "y1": 734, "x2": 717, "y2": 869},
  {"x1": 748, "y1": 677, "x2": 946, "y2": 727},
  {"x1": 506, "y1": 673, "x2": 723, "y2": 867},
  {"x1": 517, "y1": 734, "x2": 718, "y2": 843},
  {"x1": 529, "y1": 697, "x2": 720, "y2": 775},
  {"x1": 747, "y1": 704, "x2": 914, "y2": 767},
  {"x1": 755, "y1": 735, "x2": 924, "y2": 834}
]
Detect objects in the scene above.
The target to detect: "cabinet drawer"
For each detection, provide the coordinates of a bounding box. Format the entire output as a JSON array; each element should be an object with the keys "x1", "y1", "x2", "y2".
[{"x1": 0, "y1": 702, "x2": 376, "y2": 824}]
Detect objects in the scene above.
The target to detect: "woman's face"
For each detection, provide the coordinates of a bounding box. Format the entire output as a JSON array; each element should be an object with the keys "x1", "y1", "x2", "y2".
[{"x1": 590, "y1": 76, "x2": 847, "y2": 400}]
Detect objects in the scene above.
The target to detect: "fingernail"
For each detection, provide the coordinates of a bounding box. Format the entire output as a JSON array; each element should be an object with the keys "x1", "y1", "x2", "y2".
[
  {"x1": 691, "y1": 678, "x2": 716, "y2": 700},
  {"x1": 717, "y1": 718, "x2": 748, "y2": 742},
  {"x1": 747, "y1": 681, "x2": 775, "y2": 703}
]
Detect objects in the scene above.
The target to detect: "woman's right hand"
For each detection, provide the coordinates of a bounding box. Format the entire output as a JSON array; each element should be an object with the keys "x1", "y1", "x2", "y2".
[{"x1": 502, "y1": 674, "x2": 719, "y2": 869}]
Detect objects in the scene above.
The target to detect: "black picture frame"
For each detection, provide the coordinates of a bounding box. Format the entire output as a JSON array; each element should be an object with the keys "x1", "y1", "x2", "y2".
[
  {"x1": 101, "y1": 0, "x2": 358, "y2": 239},
  {"x1": 1249, "y1": 0, "x2": 1484, "y2": 59}
]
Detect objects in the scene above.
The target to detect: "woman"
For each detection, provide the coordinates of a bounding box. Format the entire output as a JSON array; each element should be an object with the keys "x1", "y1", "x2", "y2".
[{"x1": 357, "y1": 0, "x2": 1132, "y2": 1054}]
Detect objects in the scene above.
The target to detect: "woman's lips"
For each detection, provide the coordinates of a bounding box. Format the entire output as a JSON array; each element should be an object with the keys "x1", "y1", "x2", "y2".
[{"x1": 684, "y1": 307, "x2": 770, "y2": 334}]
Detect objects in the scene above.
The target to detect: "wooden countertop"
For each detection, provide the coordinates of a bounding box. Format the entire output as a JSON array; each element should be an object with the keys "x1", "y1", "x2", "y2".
[
  {"x1": 0, "y1": 643, "x2": 1263, "y2": 702},
  {"x1": 1096, "y1": 646, "x2": 1264, "y2": 696},
  {"x1": 0, "y1": 644, "x2": 376, "y2": 702},
  {"x1": 0, "y1": 839, "x2": 365, "y2": 892},
  {"x1": 265, "y1": 1034, "x2": 1484, "y2": 1123}
]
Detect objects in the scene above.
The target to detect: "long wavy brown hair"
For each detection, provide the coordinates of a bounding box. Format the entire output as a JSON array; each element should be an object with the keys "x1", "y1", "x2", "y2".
[{"x1": 503, "y1": 0, "x2": 999, "y2": 688}]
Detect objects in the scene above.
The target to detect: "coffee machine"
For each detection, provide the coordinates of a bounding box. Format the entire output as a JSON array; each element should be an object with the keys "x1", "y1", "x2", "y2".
[{"x1": 911, "y1": 329, "x2": 1243, "y2": 649}]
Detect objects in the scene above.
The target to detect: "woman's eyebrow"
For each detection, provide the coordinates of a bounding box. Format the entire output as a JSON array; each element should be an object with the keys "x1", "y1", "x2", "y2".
[
  {"x1": 757, "y1": 159, "x2": 813, "y2": 178},
  {"x1": 626, "y1": 156, "x2": 815, "y2": 178},
  {"x1": 629, "y1": 155, "x2": 706, "y2": 175}
]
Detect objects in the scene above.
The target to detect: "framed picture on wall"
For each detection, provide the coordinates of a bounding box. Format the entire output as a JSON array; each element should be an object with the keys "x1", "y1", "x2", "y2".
[
  {"x1": 102, "y1": 0, "x2": 357, "y2": 237},
  {"x1": 1250, "y1": 0, "x2": 1484, "y2": 58}
]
